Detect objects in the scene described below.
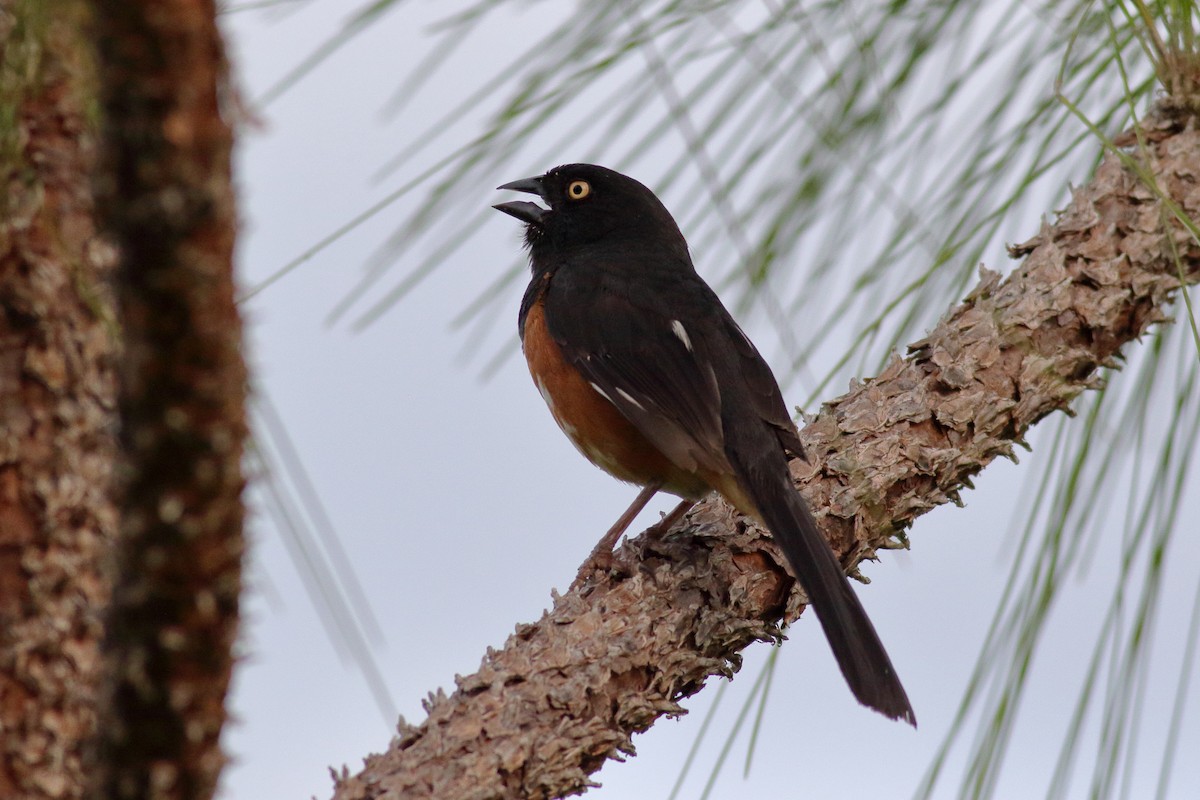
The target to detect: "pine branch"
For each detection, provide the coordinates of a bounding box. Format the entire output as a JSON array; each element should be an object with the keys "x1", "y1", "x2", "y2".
[{"x1": 331, "y1": 107, "x2": 1199, "y2": 800}]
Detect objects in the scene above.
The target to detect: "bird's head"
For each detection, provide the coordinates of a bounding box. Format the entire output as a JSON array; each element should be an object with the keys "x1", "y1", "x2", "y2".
[{"x1": 493, "y1": 164, "x2": 686, "y2": 254}]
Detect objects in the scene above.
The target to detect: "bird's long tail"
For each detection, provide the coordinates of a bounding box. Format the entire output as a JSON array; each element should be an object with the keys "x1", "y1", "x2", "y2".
[{"x1": 725, "y1": 418, "x2": 916, "y2": 725}]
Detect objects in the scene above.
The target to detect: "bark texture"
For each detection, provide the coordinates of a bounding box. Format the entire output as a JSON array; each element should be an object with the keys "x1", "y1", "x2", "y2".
[
  {"x1": 0, "y1": 4, "x2": 118, "y2": 798},
  {"x1": 87, "y1": 3, "x2": 244, "y2": 800},
  {"x1": 331, "y1": 110, "x2": 1200, "y2": 800}
]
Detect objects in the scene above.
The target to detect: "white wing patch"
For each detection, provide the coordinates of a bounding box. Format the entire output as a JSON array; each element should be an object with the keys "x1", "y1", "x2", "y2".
[
  {"x1": 670, "y1": 319, "x2": 693, "y2": 352},
  {"x1": 615, "y1": 386, "x2": 646, "y2": 411},
  {"x1": 589, "y1": 381, "x2": 616, "y2": 405},
  {"x1": 589, "y1": 380, "x2": 646, "y2": 412}
]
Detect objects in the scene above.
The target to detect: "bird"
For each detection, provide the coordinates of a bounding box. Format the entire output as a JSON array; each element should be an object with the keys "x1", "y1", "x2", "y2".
[{"x1": 493, "y1": 163, "x2": 915, "y2": 725}]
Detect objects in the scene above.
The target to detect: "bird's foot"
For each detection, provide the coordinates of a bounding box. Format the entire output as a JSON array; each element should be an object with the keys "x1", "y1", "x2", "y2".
[
  {"x1": 645, "y1": 499, "x2": 695, "y2": 540},
  {"x1": 572, "y1": 541, "x2": 641, "y2": 587}
]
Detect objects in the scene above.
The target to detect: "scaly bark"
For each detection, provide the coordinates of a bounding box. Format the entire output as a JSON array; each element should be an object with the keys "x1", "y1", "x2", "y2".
[
  {"x1": 0, "y1": 3, "x2": 117, "y2": 798},
  {"x1": 87, "y1": 3, "x2": 244, "y2": 799},
  {"x1": 331, "y1": 109, "x2": 1200, "y2": 800}
]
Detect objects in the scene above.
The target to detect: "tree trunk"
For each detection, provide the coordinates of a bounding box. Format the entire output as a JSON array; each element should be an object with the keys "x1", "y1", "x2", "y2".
[
  {"x1": 330, "y1": 108, "x2": 1200, "y2": 800},
  {"x1": 1, "y1": 2, "x2": 243, "y2": 799},
  {"x1": 0, "y1": 4, "x2": 118, "y2": 798},
  {"x1": 87, "y1": 2, "x2": 245, "y2": 799}
]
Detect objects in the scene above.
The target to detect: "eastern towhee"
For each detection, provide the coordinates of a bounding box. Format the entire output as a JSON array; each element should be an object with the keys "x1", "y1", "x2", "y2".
[{"x1": 495, "y1": 164, "x2": 914, "y2": 725}]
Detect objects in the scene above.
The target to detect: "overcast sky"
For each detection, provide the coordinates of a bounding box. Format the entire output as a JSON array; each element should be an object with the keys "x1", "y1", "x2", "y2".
[{"x1": 218, "y1": 3, "x2": 1199, "y2": 799}]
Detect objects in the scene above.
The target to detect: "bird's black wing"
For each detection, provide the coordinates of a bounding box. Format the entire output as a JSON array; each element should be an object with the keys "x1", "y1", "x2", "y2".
[
  {"x1": 718, "y1": 314, "x2": 805, "y2": 458},
  {"x1": 542, "y1": 266, "x2": 730, "y2": 477}
]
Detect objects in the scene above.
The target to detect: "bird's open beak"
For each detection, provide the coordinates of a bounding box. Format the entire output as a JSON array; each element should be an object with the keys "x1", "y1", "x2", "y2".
[{"x1": 493, "y1": 176, "x2": 548, "y2": 225}]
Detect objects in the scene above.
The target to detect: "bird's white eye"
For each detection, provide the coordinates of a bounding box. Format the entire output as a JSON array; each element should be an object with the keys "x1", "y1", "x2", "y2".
[{"x1": 566, "y1": 180, "x2": 591, "y2": 200}]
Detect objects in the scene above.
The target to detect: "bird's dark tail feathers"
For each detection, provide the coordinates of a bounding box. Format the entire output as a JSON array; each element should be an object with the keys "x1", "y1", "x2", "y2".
[{"x1": 728, "y1": 430, "x2": 916, "y2": 725}]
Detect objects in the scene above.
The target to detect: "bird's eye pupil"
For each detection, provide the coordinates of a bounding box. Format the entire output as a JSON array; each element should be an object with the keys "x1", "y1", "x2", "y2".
[{"x1": 568, "y1": 180, "x2": 590, "y2": 199}]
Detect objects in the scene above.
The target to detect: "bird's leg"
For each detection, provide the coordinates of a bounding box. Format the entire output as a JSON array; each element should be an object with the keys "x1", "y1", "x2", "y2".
[
  {"x1": 576, "y1": 483, "x2": 661, "y2": 580},
  {"x1": 647, "y1": 498, "x2": 695, "y2": 538}
]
